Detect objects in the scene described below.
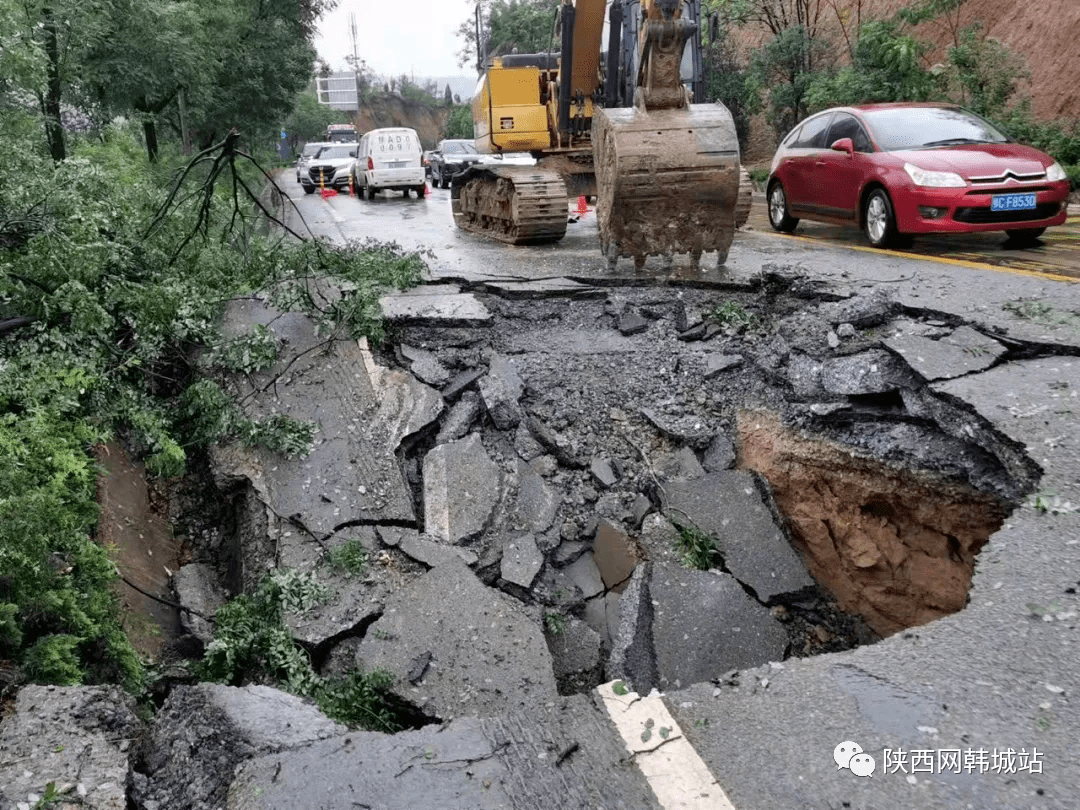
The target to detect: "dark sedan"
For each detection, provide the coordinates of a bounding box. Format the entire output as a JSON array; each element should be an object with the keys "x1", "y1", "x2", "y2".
[
  {"x1": 429, "y1": 140, "x2": 483, "y2": 188},
  {"x1": 766, "y1": 103, "x2": 1071, "y2": 248}
]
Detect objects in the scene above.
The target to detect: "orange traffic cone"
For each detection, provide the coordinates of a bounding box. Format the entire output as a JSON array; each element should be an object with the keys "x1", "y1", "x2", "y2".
[{"x1": 577, "y1": 195, "x2": 589, "y2": 215}]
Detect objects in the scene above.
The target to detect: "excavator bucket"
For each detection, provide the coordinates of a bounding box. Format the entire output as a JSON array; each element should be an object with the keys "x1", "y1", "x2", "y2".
[{"x1": 593, "y1": 103, "x2": 741, "y2": 269}]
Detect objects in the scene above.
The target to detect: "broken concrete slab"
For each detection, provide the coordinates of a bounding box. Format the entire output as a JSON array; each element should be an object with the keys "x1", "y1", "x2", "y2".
[
  {"x1": 639, "y1": 407, "x2": 713, "y2": 449},
  {"x1": 379, "y1": 287, "x2": 492, "y2": 325},
  {"x1": 821, "y1": 348, "x2": 919, "y2": 395},
  {"x1": 482, "y1": 277, "x2": 598, "y2": 297},
  {"x1": 817, "y1": 287, "x2": 899, "y2": 327},
  {"x1": 617, "y1": 309, "x2": 649, "y2": 335},
  {"x1": 478, "y1": 352, "x2": 525, "y2": 430},
  {"x1": 440, "y1": 366, "x2": 485, "y2": 401},
  {"x1": 653, "y1": 446, "x2": 706, "y2": 482},
  {"x1": 631, "y1": 493, "x2": 653, "y2": 527},
  {"x1": 660, "y1": 471, "x2": 814, "y2": 603},
  {"x1": 353, "y1": 560, "x2": 557, "y2": 718},
  {"x1": 590, "y1": 456, "x2": 619, "y2": 487},
  {"x1": 546, "y1": 616, "x2": 602, "y2": 682},
  {"x1": 885, "y1": 325, "x2": 1007, "y2": 381},
  {"x1": 508, "y1": 460, "x2": 561, "y2": 534},
  {"x1": 702, "y1": 433, "x2": 736, "y2": 472},
  {"x1": 434, "y1": 390, "x2": 481, "y2": 444},
  {"x1": 705, "y1": 353, "x2": 744, "y2": 378},
  {"x1": 228, "y1": 696, "x2": 660, "y2": 810},
  {"x1": 637, "y1": 512, "x2": 685, "y2": 568},
  {"x1": 559, "y1": 551, "x2": 605, "y2": 600},
  {"x1": 400, "y1": 343, "x2": 451, "y2": 387},
  {"x1": 677, "y1": 323, "x2": 708, "y2": 341},
  {"x1": 210, "y1": 305, "x2": 417, "y2": 543},
  {"x1": 378, "y1": 526, "x2": 479, "y2": 568},
  {"x1": 650, "y1": 562, "x2": 789, "y2": 690},
  {"x1": 501, "y1": 534, "x2": 543, "y2": 589},
  {"x1": 784, "y1": 352, "x2": 825, "y2": 397},
  {"x1": 172, "y1": 562, "x2": 227, "y2": 644},
  {"x1": 674, "y1": 300, "x2": 704, "y2": 332},
  {"x1": 593, "y1": 519, "x2": 639, "y2": 589},
  {"x1": 271, "y1": 526, "x2": 403, "y2": 650},
  {"x1": 361, "y1": 341, "x2": 445, "y2": 451},
  {"x1": 0, "y1": 686, "x2": 142, "y2": 810},
  {"x1": 606, "y1": 565, "x2": 655, "y2": 693},
  {"x1": 135, "y1": 684, "x2": 344, "y2": 810},
  {"x1": 423, "y1": 433, "x2": 502, "y2": 544}
]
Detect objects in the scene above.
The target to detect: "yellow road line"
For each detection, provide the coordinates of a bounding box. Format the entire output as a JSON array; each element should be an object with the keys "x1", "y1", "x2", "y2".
[{"x1": 759, "y1": 231, "x2": 1080, "y2": 284}]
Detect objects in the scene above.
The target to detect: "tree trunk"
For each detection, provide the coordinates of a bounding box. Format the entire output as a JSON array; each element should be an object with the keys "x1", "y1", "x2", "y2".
[
  {"x1": 40, "y1": 8, "x2": 66, "y2": 161},
  {"x1": 143, "y1": 119, "x2": 159, "y2": 162}
]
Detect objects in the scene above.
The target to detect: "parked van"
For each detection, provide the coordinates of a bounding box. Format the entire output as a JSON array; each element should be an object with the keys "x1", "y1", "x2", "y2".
[{"x1": 351, "y1": 128, "x2": 427, "y2": 199}]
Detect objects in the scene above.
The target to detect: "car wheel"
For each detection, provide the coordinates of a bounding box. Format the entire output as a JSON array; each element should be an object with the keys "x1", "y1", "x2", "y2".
[
  {"x1": 1005, "y1": 227, "x2": 1046, "y2": 244},
  {"x1": 366, "y1": 186, "x2": 376, "y2": 200},
  {"x1": 303, "y1": 184, "x2": 315, "y2": 195},
  {"x1": 864, "y1": 188, "x2": 902, "y2": 248},
  {"x1": 767, "y1": 181, "x2": 799, "y2": 233}
]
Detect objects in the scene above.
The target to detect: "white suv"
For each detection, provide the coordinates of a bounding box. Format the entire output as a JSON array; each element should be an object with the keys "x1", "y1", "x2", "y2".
[
  {"x1": 300, "y1": 144, "x2": 357, "y2": 194},
  {"x1": 295, "y1": 141, "x2": 331, "y2": 183},
  {"x1": 351, "y1": 128, "x2": 426, "y2": 199}
]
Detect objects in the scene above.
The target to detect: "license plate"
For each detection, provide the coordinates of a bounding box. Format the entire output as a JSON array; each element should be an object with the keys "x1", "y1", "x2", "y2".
[
  {"x1": 991, "y1": 192, "x2": 1036, "y2": 212},
  {"x1": 388, "y1": 161, "x2": 406, "y2": 169}
]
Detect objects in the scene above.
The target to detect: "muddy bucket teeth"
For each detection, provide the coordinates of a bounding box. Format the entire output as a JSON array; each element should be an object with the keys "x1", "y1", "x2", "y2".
[
  {"x1": 451, "y1": 166, "x2": 569, "y2": 245},
  {"x1": 594, "y1": 104, "x2": 741, "y2": 267}
]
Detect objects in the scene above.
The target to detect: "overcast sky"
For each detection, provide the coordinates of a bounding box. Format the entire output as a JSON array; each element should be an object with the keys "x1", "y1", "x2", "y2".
[{"x1": 315, "y1": 0, "x2": 478, "y2": 79}]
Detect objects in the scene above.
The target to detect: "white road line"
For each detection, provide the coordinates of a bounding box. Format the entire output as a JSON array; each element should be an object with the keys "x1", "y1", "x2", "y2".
[{"x1": 596, "y1": 680, "x2": 737, "y2": 810}]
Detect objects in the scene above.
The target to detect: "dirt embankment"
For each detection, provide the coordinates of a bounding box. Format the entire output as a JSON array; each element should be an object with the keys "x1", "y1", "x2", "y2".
[
  {"x1": 351, "y1": 93, "x2": 452, "y2": 149},
  {"x1": 736, "y1": 0, "x2": 1080, "y2": 163}
]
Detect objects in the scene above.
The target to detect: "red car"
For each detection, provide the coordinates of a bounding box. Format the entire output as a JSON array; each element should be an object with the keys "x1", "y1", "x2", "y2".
[{"x1": 766, "y1": 103, "x2": 1071, "y2": 248}]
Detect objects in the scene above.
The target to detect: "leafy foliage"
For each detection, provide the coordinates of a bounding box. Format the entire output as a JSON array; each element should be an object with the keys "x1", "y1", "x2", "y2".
[
  {"x1": 443, "y1": 104, "x2": 475, "y2": 140},
  {"x1": 671, "y1": 520, "x2": 724, "y2": 571},
  {"x1": 325, "y1": 539, "x2": 370, "y2": 577},
  {"x1": 202, "y1": 571, "x2": 405, "y2": 731},
  {"x1": 0, "y1": 119, "x2": 424, "y2": 692},
  {"x1": 456, "y1": 0, "x2": 559, "y2": 68}
]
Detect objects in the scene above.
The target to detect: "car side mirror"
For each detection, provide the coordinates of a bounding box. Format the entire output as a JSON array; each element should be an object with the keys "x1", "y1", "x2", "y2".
[
  {"x1": 349, "y1": 150, "x2": 356, "y2": 157},
  {"x1": 830, "y1": 137, "x2": 855, "y2": 155}
]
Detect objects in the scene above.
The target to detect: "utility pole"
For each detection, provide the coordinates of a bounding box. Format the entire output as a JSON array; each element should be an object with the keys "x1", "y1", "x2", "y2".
[{"x1": 350, "y1": 12, "x2": 362, "y2": 113}]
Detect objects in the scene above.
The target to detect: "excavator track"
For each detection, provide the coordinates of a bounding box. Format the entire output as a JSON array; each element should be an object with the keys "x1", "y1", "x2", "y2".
[
  {"x1": 594, "y1": 104, "x2": 742, "y2": 269},
  {"x1": 451, "y1": 166, "x2": 568, "y2": 245}
]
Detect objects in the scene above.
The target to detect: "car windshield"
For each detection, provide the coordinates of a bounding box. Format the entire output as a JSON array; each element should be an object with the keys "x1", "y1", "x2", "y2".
[
  {"x1": 445, "y1": 142, "x2": 478, "y2": 155},
  {"x1": 316, "y1": 146, "x2": 355, "y2": 159},
  {"x1": 301, "y1": 143, "x2": 326, "y2": 157},
  {"x1": 861, "y1": 107, "x2": 1011, "y2": 152}
]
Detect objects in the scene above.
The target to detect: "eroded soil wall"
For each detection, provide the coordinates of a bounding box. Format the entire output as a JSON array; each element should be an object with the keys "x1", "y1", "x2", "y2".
[{"x1": 738, "y1": 410, "x2": 1008, "y2": 637}]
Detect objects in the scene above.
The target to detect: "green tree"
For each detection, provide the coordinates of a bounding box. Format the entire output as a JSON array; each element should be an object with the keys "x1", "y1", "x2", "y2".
[
  {"x1": 804, "y1": 19, "x2": 935, "y2": 111},
  {"x1": 456, "y1": 0, "x2": 559, "y2": 69},
  {"x1": 945, "y1": 22, "x2": 1028, "y2": 118},
  {"x1": 444, "y1": 103, "x2": 474, "y2": 139},
  {"x1": 282, "y1": 91, "x2": 350, "y2": 153},
  {"x1": 702, "y1": 14, "x2": 761, "y2": 151}
]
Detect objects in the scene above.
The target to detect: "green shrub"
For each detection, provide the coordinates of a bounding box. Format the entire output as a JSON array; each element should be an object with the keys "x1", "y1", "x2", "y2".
[{"x1": 24, "y1": 635, "x2": 84, "y2": 685}]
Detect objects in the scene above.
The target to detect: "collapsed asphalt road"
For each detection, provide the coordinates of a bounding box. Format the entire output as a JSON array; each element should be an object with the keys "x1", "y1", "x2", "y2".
[{"x1": 3, "y1": 181, "x2": 1078, "y2": 810}]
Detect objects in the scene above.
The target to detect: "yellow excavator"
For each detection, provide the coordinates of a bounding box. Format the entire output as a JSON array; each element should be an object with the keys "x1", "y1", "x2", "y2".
[{"x1": 452, "y1": 0, "x2": 751, "y2": 269}]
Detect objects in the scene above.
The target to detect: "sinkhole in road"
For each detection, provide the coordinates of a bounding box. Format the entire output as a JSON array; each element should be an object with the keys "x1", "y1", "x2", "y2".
[
  {"x1": 738, "y1": 410, "x2": 1014, "y2": 638},
  {"x1": 157, "y1": 276, "x2": 1044, "y2": 711}
]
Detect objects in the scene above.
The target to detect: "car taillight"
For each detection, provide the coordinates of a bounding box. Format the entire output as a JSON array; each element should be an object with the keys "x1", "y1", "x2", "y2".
[{"x1": 367, "y1": 157, "x2": 374, "y2": 170}]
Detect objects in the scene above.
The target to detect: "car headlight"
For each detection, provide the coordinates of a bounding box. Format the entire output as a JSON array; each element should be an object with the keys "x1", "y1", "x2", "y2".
[
  {"x1": 904, "y1": 162, "x2": 967, "y2": 188},
  {"x1": 1046, "y1": 161, "x2": 1067, "y2": 182}
]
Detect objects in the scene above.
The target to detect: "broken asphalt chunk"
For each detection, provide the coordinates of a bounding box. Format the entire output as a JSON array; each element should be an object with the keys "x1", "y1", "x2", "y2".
[
  {"x1": 640, "y1": 407, "x2": 713, "y2": 450},
  {"x1": 660, "y1": 471, "x2": 814, "y2": 602},
  {"x1": 423, "y1": 433, "x2": 502, "y2": 544},
  {"x1": 478, "y1": 352, "x2": 525, "y2": 430},
  {"x1": 355, "y1": 560, "x2": 557, "y2": 717}
]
